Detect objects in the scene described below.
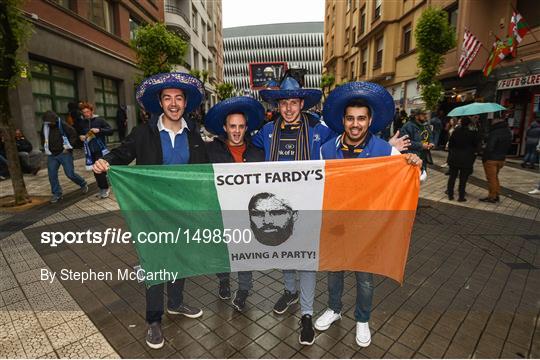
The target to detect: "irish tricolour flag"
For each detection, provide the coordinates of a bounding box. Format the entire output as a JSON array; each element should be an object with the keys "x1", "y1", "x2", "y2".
[{"x1": 109, "y1": 155, "x2": 419, "y2": 286}]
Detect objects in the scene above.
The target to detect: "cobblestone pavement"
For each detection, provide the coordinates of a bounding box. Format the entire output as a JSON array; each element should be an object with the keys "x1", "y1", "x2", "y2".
[{"x1": 0, "y1": 156, "x2": 539, "y2": 358}]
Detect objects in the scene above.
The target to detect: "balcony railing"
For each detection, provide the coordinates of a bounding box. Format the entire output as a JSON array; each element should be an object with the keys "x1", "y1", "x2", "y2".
[{"x1": 164, "y1": 4, "x2": 190, "y2": 25}]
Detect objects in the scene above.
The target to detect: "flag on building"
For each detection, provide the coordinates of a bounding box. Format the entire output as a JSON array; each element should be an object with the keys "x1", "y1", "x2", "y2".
[
  {"x1": 458, "y1": 30, "x2": 482, "y2": 78},
  {"x1": 108, "y1": 156, "x2": 420, "y2": 286},
  {"x1": 508, "y1": 10, "x2": 530, "y2": 56},
  {"x1": 482, "y1": 36, "x2": 512, "y2": 77}
]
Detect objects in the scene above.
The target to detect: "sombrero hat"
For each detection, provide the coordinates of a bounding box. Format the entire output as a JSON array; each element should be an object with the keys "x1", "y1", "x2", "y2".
[
  {"x1": 205, "y1": 96, "x2": 265, "y2": 135},
  {"x1": 322, "y1": 82, "x2": 395, "y2": 134},
  {"x1": 136, "y1": 72, "x2": 204, "y2": 114},
  {"x1": 259, "y1": 76, "x2": 322, "y2": 110}
]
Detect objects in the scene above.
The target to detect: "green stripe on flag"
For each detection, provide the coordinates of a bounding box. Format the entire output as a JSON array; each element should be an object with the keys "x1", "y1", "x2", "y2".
[{"x1": 109, "y1": 165, "x2": 230, "y2": 286}]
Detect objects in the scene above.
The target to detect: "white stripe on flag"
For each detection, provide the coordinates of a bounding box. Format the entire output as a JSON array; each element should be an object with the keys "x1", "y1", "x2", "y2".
[{"x1": 459, "y1": 30, "x2": 481, "y2": 78}]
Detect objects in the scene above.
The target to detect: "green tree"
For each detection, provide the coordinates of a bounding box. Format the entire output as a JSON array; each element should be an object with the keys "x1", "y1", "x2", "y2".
[
  {"x1": 131, "y1": 22, "x2": 188, "y2": 81},
  {"x1": 320, "y1": 73, "x2": 335, "y2": 101},
  {"x1": 215, "y1": 83, "x2": 235, "y2": 100},
  {"x1": 415, "y1": 7, "x2": 456, "y2": 110},
  {"x1": 0, "y1": 0, "x2": 32, "y2": 205}
]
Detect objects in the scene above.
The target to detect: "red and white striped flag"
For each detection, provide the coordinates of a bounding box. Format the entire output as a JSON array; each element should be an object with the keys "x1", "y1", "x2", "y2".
[{"x1": 458, "y1": 30, "x2": 482, "y2": 78}]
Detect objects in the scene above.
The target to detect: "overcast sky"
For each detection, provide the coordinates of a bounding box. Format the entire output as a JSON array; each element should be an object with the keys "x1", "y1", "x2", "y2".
[{"x1": 222, "y1": 0, "x2": 325, "y2": 28}]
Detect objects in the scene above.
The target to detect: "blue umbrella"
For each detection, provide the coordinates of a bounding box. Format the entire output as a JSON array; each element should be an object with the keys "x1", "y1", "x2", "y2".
[{"x1": 447, "y1": 102, "x2": 507, "y2": 117}]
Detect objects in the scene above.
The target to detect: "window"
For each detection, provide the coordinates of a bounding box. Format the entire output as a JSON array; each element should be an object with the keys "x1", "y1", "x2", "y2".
[
  {"x1": 361, "y1": 47, "x2": 367, "y2": 75},
  {"x1": 129, "y1": 16, "x2": 143, "y2": 40},
  {"x1": 374, "y1": 36, "x2": 383, "y2": 69},
  {"x1": 352, "y1": 27, "x2": 356, "y2": 43},
  {"x1": 94, "y1": 75, "x2": 119, "y2": 141},
  {"x1": 52, "y1": 0, "x2": 71, "y2": 10},
  {"x1": 402, "y1": 23, "x2": 412, "y2": 53},
  {"x1": 30, "y1": 59, "x2": 77, "y2": 125},
  {"x1": 346, "y1": 27, "x2": 350, "y2": 43},
  {"x1": 192, "y1": 7, "x2": 198, "y2": 36},
  {"x1": 87, "y1": 0, "x2": 115, "y2": 33},
  {"x1": 360, "y1": 6, "x2": 366, "y2": 34},
  {"x1": 446, "y1": 4, "x2": 458, "y2": 29},
  {"x1": 347, "y1": 0, "x2": 351, "y2": 12},
  {"x1": 350, "y1": 60, "x2": 355, "y2": 80},
  {"x1": 374, "y1": 0, "x2": 382, "y2": 20}
]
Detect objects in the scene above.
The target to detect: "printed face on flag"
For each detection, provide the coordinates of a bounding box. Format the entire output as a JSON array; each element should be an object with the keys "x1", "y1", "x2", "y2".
[
  {"x1": 216, "y1": 161, "x2": 324, "y2": 272},
  {"x1": 248, "y1": 192, "x2": 299, "y2": 246}
]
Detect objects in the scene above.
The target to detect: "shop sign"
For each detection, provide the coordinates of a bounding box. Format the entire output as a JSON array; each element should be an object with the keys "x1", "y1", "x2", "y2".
[{"x1": 497, "y1": 74, "x2": 540, "y2": 90}]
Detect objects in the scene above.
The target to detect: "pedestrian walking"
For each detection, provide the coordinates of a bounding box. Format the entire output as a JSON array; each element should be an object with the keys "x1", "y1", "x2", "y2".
[
  {"x1": 480, "y1": 117, "x2": 512, "y2": 203},
  {"x1": 42, "y1": 111, "x2": 88, "y2": 203},
  {"x1": 521, "y1": 118, "x2": 540, "y2": 169},
  {"x1": 446, "y1": 117, "x2": 480, "y2": 202},
  {"x1": 78, "y1": 101, "x2": 113, "y2": 199}
]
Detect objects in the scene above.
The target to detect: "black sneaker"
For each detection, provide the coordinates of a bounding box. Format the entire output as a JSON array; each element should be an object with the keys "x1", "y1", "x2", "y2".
[
  {"x1": 479, "y1": 197, "x2": 497, "y2": 203},
  {"x1": 299, "y1": 314, "x2": 315, "y2": 345},
  {"x1": 232, "y1": 290, "x2": 249, "y2": 312},
  {"x1": 273, "y1": 290, "x2": 299, "y2": 314},
  {"x1": 219, "y1": 280, "x2": 231, "y2": 300},
  {"x1": 167, "y1": 304, "x2": 203, "y2": 318},
  {"x1": 146, "y1": 322, "x2": 164, "y2": 349}
]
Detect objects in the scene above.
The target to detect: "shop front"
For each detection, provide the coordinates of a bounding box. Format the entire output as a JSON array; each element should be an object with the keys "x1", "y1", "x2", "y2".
[{"x1": 497, "y1": 73, "x2": 540, "y2": 156}]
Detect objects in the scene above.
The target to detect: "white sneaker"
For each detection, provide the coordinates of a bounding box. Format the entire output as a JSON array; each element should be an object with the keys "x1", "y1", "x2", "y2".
[
  {"x1": 355, "y1": 321, "x2": 371, "y2": 347},
  {"x1": 314, "y1": 309, "x2": 341, "y2": 331},
  {"x1": 528, "y1": 189, "x2": 540, "y2": 195},
  {"x1": 97, "y1": 188, "x2": 110, "y2": 199}
]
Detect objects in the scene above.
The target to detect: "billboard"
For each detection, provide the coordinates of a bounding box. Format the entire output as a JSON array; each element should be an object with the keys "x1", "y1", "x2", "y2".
[{"x1": 249, "y1": 62, "x2": 287, "y2": 90}]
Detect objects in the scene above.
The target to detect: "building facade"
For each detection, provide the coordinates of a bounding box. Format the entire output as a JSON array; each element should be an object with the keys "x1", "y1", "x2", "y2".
[
  {"x1": 224, "y1": 22, "x2": 324, "y2": 100},
  {"x1": 324, "y1": 0, "x2": 540, "y2": 155},
  {"x1": 164, "y1": 0, "x2": 223, "y2": 109},
  {"x1": 10, "y1": 0, "x2": 163, "y2": 147}
]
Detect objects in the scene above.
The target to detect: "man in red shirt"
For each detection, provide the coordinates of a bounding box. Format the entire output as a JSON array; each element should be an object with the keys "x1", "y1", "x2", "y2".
[{"x1": 204, "y1": 96, "x2": 265, "y2": 311}]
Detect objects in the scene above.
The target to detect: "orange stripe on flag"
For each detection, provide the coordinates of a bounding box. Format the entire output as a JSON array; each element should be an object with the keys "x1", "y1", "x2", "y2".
[{"x1": 319, "y1": 155, "x2": 420, "y2": 284}]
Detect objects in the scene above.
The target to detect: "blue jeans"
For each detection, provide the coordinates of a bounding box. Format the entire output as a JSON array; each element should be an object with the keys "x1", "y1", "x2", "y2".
[
  {"x1": 217, "y1": 271, "x2": 253, "y2": 291},
  {"x1": 47, "y1": 152, "x2": 86, "y2": 196},
  {"x1": 328, "y1": 271, "x2": 373, "y2": 322},
  {"x1": 523, "y1": 143, "x2": 539, "y2": 165}
]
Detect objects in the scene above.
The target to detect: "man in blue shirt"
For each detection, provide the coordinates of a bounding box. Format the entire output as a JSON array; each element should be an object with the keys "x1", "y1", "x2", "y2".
[
  {"x1": 316, "y1": 82, "x2": 422, "y2": 348},
  {"x1": 93, "y1": 72, "x2": 208, "y2": 350}
]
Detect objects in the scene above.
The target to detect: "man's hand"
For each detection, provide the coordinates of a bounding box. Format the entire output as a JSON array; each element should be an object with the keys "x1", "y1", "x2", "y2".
[
  {"x1": 422, "y1": 143, "x2": 431, "y2": 150},
  {"x1": 79, "y1": 135, "x2": 86, "y2": 141},
  {"x1": 93, "y1": 159, "x2": 110, "y2": 174},
  {"x1": 91, "y1": 128, "x2": 100, "y2": 133},
  {"x1": 405, "y1": 153, "x2": 422, "y2": 168},
  {"x1": 389, "y1": 131, "x2": 411, "y2": 151}
]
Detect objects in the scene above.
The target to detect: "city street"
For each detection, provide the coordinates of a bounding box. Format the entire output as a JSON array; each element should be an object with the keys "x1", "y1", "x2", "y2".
[{"x1": 0, "y1": 151, "x2": 538, "y2": 358}]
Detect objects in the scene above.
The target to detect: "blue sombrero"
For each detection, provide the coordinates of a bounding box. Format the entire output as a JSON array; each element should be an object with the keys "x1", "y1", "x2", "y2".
[
  {"x1": 322, "y1": 82, "x2": 395, "y2": 134},
  {"x1": 136, "y1": 72, "x2": 204, "y2": 114},
  {"x1": 204, "y1": 96, "x2": 265, "y2": 135},
  {"x1": 259, "y1": 77, "x2": 322, "y2": 110}
]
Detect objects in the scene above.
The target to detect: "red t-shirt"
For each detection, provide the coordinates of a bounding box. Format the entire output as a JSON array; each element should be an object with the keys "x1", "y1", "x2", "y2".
[{"x1": 227, "y1": 143, "x2": 246, "y2": 163}]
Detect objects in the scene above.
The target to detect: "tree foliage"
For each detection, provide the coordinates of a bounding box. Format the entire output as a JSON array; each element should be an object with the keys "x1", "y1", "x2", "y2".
[
  {"x1": 131, "y1": 22, "x2": 188, "y2": 81},
  {"x1": 0, "y1": 0, "x2": 33, "y2": 205},
  {"x1": 215, "y1": 83, "x2": 235, "y2": 100},
  {"x1": 320, "y1": 73, "x2": 335, "y2": 101},
  {"x1": 415, "y1": 7, "x2": 456, "y2": 110}
]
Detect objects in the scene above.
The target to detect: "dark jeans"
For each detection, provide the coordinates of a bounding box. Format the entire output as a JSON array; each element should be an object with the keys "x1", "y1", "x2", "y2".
[
  {"x1": 328, "y1": 271, "x2": 373, "y2": 322},
  {"x1": 217, "y1": 271, "x2": 253, "y2": 291},
  {"x1": 47, "y1": 152, "x2": 86, "y2": 196},
  {"x1": 91, "y1": 151, "x2": 109, "y2": 189},
  {"x1": 146, "y1": 279, "x2": 185, "y2": 323},
  {"x1": 447, "y1": 166, "x2": 472, "y2": 199}
]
